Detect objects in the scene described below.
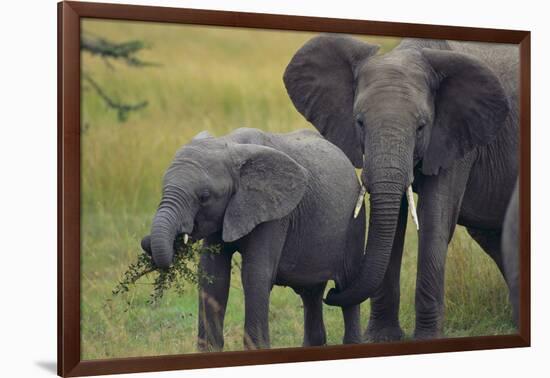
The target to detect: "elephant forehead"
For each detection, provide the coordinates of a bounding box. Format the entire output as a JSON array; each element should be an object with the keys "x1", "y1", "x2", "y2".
[
  {"x1": 357, "y1": 51, "x2": 429, "y2": 88},
  {"x1": 166, "y1": 149, "x2": 234, "y2": 187},
  {"x1": 164, "y1": 162, "x2": 209, "y2": 187},
  {"x1": 174, "y1": 145, "x2": 229, "y2": 167},
  {"x1": 176, "y1": 141, "x2": 227, "y2": 157}
]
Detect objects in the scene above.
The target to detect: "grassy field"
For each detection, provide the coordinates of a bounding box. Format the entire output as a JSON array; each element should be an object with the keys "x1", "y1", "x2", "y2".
[{"x1": 80, "y1": 20, "x2": 515, "y2": 360}]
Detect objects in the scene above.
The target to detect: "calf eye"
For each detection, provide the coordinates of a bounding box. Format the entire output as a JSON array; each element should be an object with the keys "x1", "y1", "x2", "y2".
[{"x1": 355, "y1": 115, "x2": 365, "y2": 129}]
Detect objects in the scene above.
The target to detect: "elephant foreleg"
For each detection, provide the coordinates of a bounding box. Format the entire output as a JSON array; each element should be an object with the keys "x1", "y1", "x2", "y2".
[
  {"x1": 414, "y1": 162, "x2": 471, "y2": 339},
  {"x1": 365, "y1": 195, "x2": 408, "y2": 342},
  {"x1": 197, "y1": 241, "x2": 234, "y2": 352},
  {"x1": 296, "y1": 283, "x2": 328, "y2": 346},
  {"x1": 240, "y1": 220, "x2": 288, "y2": 350}
]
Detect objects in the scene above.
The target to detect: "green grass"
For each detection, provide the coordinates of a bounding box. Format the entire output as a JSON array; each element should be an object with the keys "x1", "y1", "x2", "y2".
[{"x1": 80, "y1": 19, "x2": 515, "y2": 360}]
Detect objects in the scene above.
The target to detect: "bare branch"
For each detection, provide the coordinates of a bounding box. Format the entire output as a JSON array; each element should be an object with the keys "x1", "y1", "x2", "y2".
[
  {"x1": 82, "y1": 72, "x2": 148, "y2": 122},
  {"x1": 81, "y1": 34, "x2": 159, "y2": 67},
  {"x1": 80, "y1": 33, "x2": 158, "y2": 122}
]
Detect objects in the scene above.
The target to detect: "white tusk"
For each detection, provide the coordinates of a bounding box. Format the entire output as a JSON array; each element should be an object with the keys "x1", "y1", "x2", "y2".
[
  {"x1": 353, "y1": 186, "x2": 367, "y2": 219},
  {"x1": 183, "y1": 233, "x2": 189, "y2": 244},
  {"x1": 406, "y1": 185, "x2": 419, "y2": 230}
]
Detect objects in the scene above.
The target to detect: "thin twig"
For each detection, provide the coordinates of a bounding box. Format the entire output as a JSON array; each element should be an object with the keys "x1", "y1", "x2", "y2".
[
  {"x1": 82, "y1": 72, "x2": 148, "y2": 122},
  {"x1": 81, "y1": 34, "x2": 159, "y2": 67},
  {"x1": 80, "y1": 32, "x2": 158, "y2": 122}
]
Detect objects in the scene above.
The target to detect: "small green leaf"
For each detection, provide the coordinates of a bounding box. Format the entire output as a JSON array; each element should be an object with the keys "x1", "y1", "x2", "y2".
[{"x1": 112, "y1": 240, "x2": 221, "y2": 307}]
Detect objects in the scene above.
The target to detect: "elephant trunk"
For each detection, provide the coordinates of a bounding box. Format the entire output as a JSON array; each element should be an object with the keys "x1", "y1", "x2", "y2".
[
  {"x1": 325, "y1": 188, "x2": 403, "y2": 307},
  {"x1": 325, "y1": 125, "x2": 413, "y2": 307},
  {"x1": 150, "y1": 209, "x2": 179, "y2": 269},
  {"x1": 150, "y1": 187, "x2": 194, "y2": 269}
]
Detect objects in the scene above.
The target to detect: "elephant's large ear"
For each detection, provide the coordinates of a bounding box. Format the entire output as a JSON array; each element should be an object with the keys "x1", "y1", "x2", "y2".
[
  {"x1": 283, "y1": 34, "x2": 379, "y2": 168},
  {"x1": 421, "y1": 49, "x2": 510, "y2": 175},
  {"x1": 222, "y1": 144, "x2": 308, "y2": 242}
]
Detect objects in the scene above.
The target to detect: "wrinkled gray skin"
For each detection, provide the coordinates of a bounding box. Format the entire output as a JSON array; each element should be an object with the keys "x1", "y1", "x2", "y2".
[
  {"x1": 502, "y1": 180, "x2": 519, "y2": 326},
  {"x1": 141, "y1": 128, "x2": 366, "y2": 350},
  {"x1": 284, "y1": 35, "x2": 518, "y2": 340}
]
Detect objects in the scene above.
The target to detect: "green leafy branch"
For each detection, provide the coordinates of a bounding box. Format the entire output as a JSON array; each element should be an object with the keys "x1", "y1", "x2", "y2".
[{"x1": 113, "y1": 238, "x2": 220, "y2": 306}]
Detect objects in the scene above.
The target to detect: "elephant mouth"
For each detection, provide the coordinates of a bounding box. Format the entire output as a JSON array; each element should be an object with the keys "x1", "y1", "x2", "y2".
[
  {"x1": 175, "y1": 231, "x2": 193, "y2": 247},
  {"x1": 353, "y1": 184, "x2": 419, "y2": 230},
  {"x1": 189, "y1": 219, "x2": 221, "y2": 241},
  {"x1": 141, "y1": 232, "x2": 194, "y2": 258},
  {"x1": 163, "y1": 232, "x2": 196, "y2": 259}
]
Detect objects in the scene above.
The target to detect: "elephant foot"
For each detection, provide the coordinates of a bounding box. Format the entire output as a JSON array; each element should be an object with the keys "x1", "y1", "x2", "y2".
[
  {"x1": 343, "y1": 332, "x2": 363, "y2": 344},
  {"x1": 303, "y1": 334, "x2": 327, "y2": 347},
  {"x1": 197, "y1": 338, "x2": 223, "y2": 352},
  {"x1": 413, "y1": 328, "x2": 443, "y2": 340},
  {"x1": 303, "y1": 341, "x2": 328, "y2": 347},
  {"x1": 364, "y1": 322, "x2": 404, "y2": 343}
]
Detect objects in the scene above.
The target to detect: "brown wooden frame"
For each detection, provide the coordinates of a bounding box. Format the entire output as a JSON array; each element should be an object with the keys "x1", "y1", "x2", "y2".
[{"x1": 58, "y1": 1, "x2": 531, "y2": 376}]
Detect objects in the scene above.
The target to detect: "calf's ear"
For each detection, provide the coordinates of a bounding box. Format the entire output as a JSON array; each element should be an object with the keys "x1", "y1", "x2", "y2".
[{"x1": 222, "y1": 144, "x2": 308, "y2": 242}]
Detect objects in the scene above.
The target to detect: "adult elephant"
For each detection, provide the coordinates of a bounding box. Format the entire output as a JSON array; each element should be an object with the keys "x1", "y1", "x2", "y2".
[
  {"x1": 141, "y1": 128, "x2": 366, "y2": 350},
  {"x1": 284, "y1": 35, "x2": 518, "y2": 340}
]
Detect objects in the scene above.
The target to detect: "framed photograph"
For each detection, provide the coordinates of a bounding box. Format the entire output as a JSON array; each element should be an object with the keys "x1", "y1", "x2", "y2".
[{"x1": 58, "y1": 1, "x2": 530, "y2": 376}]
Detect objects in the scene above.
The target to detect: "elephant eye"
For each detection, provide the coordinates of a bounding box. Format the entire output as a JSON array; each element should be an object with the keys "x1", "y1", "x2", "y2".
[
  {"x1": 198, "y1": 189, "x2": 210, "y2": 203},
  {"x1": 418, "y1": 120, "x2": 427, "y2": 132},
  {"x1": 355, "y1": 115, "x2": 365, "y2": 129}
]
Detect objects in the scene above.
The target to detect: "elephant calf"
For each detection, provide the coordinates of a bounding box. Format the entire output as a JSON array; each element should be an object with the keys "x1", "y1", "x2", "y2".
[{"x1": 141, "y1": 127, "x2": 366, "y2": 350}]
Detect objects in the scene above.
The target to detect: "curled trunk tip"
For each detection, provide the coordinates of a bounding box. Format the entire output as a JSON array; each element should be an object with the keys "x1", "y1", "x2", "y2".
[
  {"x1": 325, "y1": 191, "x2": 404, "y2": 307},
  {"x1": 150, "y1": 210, "x2": 179, "y2": 269}
]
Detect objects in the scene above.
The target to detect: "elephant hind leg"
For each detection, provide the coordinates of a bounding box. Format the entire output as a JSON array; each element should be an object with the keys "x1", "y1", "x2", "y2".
[
  {"x1": 295, "y1": 283, "x2": 327, "y2": 347},
  {"x1": 466, "y1": 227, "x2": 504, "y2": 277},
  {"x1": 467, "y1": 227, "x2": 518, "y2": 326}
]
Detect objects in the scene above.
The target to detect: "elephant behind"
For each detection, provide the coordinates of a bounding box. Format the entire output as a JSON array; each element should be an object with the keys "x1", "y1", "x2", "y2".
[
  {"x1": 141, "y1": 127, "x2": 366, "y2": 350},
  {"x1": 502, "y1": 180, "x2": 520, "y2": 326}
]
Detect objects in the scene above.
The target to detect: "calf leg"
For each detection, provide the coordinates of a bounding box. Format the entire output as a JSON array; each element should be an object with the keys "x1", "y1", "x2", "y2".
[
  {"x1": 197, "y1": 240, "x2": 234, "y2": 352},
  {"x1": 342, "y1": 304, "x2": 362, "y2": 344},
  {"x1": 297, "y1": 283, "x2": 327, "y2": 346},
  {"x1": 240, "y1": 221, "x2": 288, "y2": 349}
]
